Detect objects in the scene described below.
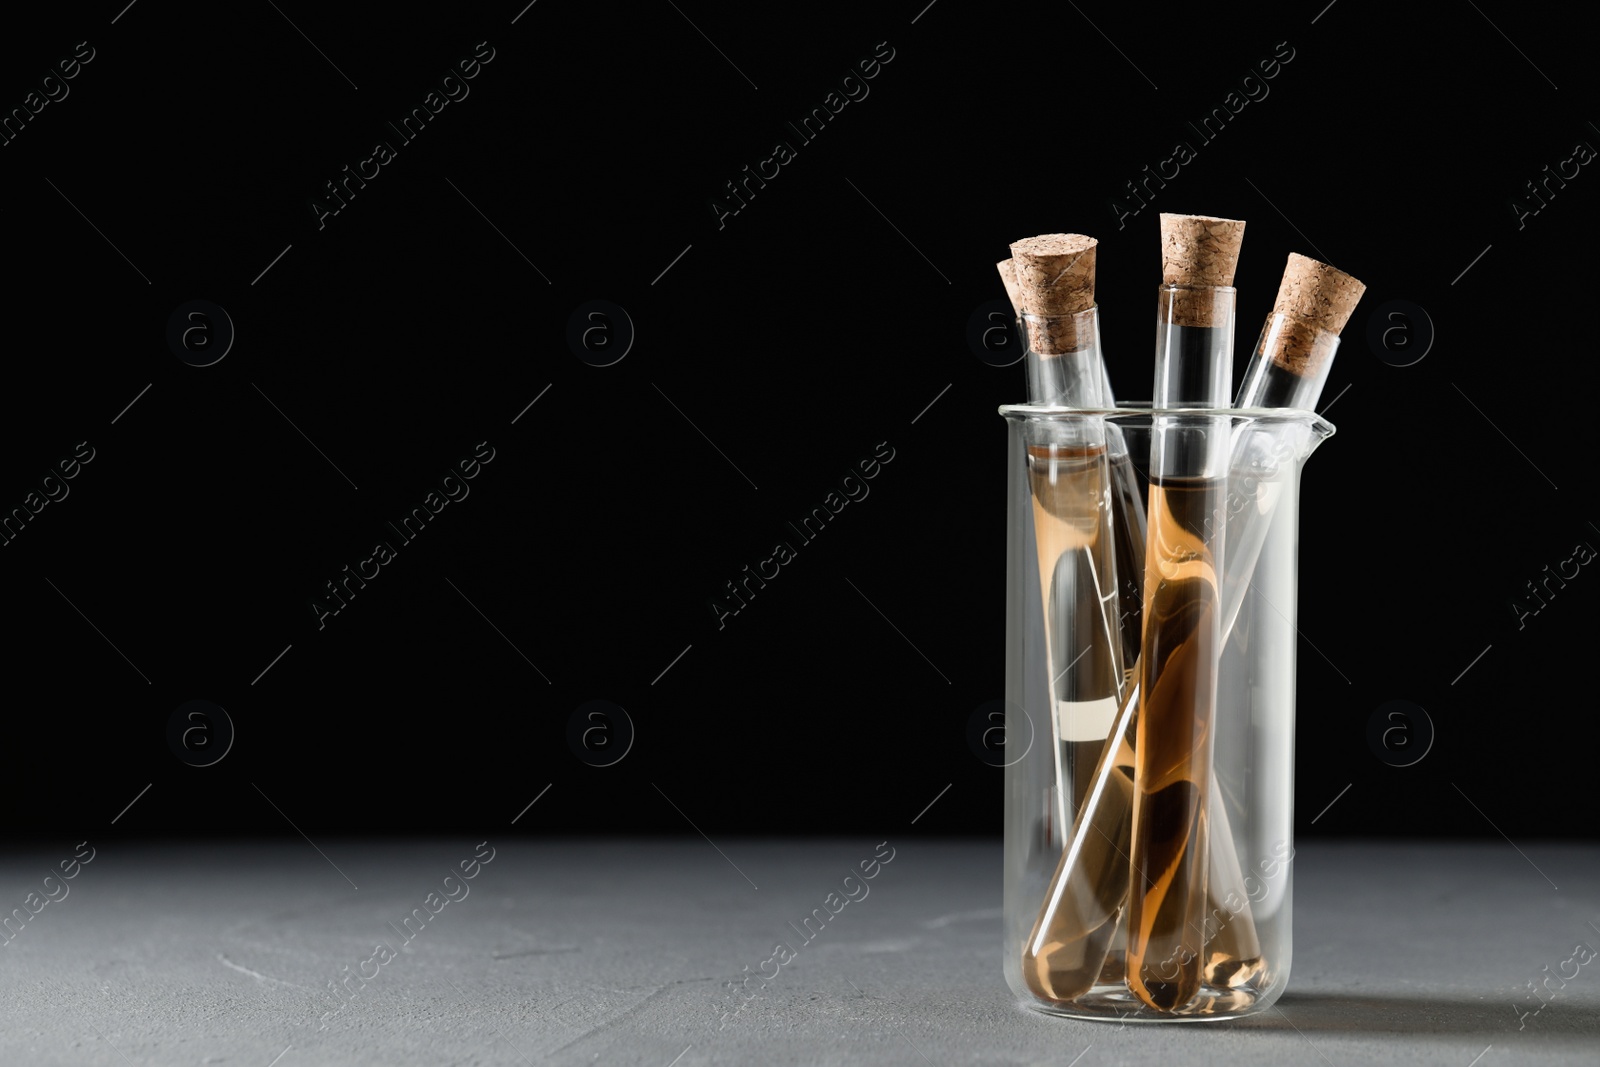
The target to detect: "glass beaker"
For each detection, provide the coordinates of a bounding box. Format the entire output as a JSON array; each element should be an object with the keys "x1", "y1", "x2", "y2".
[{"x1": 1000, "y1": 403, "x2": 1332, "y2": 1021}]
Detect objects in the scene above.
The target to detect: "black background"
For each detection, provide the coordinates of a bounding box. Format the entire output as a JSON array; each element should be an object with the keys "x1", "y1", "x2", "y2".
[{"x1": 2, "y1": 1, "x2": 1592, "y2": 841}]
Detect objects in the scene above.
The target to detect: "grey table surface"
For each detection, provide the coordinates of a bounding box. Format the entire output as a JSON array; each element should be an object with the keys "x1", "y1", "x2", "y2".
[{"x1": 2, "y1": 839, "x2": 1596, "y2": 1066}]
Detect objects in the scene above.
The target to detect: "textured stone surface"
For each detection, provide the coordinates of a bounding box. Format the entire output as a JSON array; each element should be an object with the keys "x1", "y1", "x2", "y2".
[{"x1": 2, "y1": 840, "x2": 1596, "y2": 1065}]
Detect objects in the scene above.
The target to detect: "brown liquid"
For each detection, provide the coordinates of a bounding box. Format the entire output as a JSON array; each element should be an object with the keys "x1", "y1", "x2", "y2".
[
  {"x1": 1020, "y1": 687, "x2": 1266, "y2": 1005},
  {"x1": 1020, "y1": 694, "x2": 1137, "y2": 1002},
  {"x1": 1198, "y1": 751, "x2": 1264, "y2": 987},
  {"x1": 1125, "y1": 474, "x2": 1223, "y2": 1011},
  {"x1": 1026, "y1": 442, "x2": 1124, "y2": 822}
]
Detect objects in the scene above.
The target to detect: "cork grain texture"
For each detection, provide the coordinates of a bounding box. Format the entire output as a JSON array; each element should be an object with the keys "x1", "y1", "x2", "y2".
[
  {"x1": 1009, "y1": 234, "x2": 1097, "y2": 354},
  {"x1": 1266, "y1": 253, "x2": 1367, "y2": 375},
  {"x1": 1159, "y1": 213, "x2": 1246, "y2": 328}
]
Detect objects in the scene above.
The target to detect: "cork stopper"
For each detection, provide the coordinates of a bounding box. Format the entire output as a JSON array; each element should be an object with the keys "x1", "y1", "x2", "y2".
[
  {"x1": 1008, "y1": 234, "x2": 1097, "y2": 354},
  {"x1": 1159, "y1": 214, "x2": 1246, "y2": 287},
  {"x1": 996, "y1": 258, "x2": 1021, "y2": 317},
  {"x1": 1264, "y1": 254, "x2": 1366, "y2": 376},
  {"x1": 1272, "y1": 253, "x2": 1365, "y2": 335}
]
